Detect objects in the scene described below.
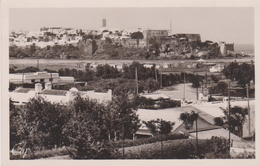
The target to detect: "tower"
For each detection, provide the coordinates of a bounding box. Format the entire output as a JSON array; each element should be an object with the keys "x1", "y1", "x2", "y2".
[{"x1": 102, "y1": 18, "x2": 106, "y2": 28}]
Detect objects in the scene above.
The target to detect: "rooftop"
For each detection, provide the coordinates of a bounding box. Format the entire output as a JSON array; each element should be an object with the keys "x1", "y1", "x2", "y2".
[
  {"x1": 40, "y1": 89, "x2": 68, "y2": 96},
  {"x1": 13, "y1": 87, "x2": 34, "y2": 93},
  {"x1": 140, "y1": 93, "x2": 170, "y2": 100}
]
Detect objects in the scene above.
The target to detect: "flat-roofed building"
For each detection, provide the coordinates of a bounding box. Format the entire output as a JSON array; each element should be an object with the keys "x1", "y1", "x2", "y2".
[
  {"x1": 9, "y1": 71, "x2": 75, "y2": 85},
  {"x1": 143, "y1": 29, "x2": 169, "y2": 46},
  {"x1": 10, "y1": 83, "x2": 112, "y2": 105}
]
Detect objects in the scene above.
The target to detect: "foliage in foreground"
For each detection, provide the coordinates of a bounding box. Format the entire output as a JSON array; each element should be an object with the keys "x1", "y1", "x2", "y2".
[
  {"x1": 110, "y1": 133, "x2": 188, "y2": 149},
  {"x1": 10, "y1": 146, "x2": 71, "y2": 160},
  {"x1": 114, "y1": 137, "x2": 231, "y2": 159}
]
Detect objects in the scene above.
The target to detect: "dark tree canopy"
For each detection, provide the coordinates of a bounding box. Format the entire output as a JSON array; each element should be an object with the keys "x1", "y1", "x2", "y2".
[
  {"x1": 143, "y1": 118, "x2": 175, "y2": 136},
  {"x1": 130, "y1": 31, "x2": 144, "y2": 39},
  {"x1": 214, "y1": 106, "x2": 247, "y2": 137}
]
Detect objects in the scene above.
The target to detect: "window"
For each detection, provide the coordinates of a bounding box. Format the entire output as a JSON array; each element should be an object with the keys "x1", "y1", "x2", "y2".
[
  {"x1": 31, "y1": 79, "x2": 35, "y2": 83},
  {"x1": 40, "y1": 79, "x2": 44, "y2": 82},
  {"x1": 49, "y1": 78, "x2": 53, "y2": 81}
]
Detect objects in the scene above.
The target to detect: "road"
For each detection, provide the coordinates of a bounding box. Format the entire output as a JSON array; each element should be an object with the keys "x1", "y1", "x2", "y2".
[{"x1": 158, "y1": 83, "x2": 198, "y2": 100}]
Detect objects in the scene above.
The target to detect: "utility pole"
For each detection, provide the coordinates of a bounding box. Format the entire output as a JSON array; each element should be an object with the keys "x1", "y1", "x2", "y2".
[
  {"x1": 160, "y1": 72, "x2": 163, "y2": 88},
  {"x1": 205, "y1": 70, "x2": 207, "y2": 88},
  {"x1": 37, "y1": 59, "x2": 39, "y2": 71},
  {"x1": 247, "y1": 84, "x2": 251, "y2": 136},
  {"x1": 50, "y1": 72, "x2": 53, "y2": 86},
  {"x1": 228, "y1": 80, "x2": 231, "y2": 149},
  {"x1": 135, "y1": 67, "x2": 138, "y2": 95},
  {"x1": 196, "y1": 87, "x2": 198, "y2": 101},
  {"x1": 183, "y1": 73, "x2": 185, "y2": 99},
  {"x1": 201, "y1": 80, "x2": 204, "y2": 95},
  {"x1": 22, "y1": 70, "x2": 24, "y2": 87},
  {"x1": 155, "y1": 67, "x2": 158, "y2": 82},
  {"x1": 196, "y1": 117, "x2": 198, "y2": 154},
  {"x1": 122, "y1": 121, "x2": 125, "y2": 159},
  {"x1": 160, "y1": 119, "x2": 163, "y2": 159}
]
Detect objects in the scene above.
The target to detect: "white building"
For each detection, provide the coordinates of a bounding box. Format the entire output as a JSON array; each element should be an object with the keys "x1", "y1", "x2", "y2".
[
  {"x1": 9, "y1": 71, "x2": 75, "y2": 85},
  {"x1": 10, "y1": 83, "x2": 112, "y2": 105},
  {"x1": 209, "y1": 63, "x2": 225, "y2": 72}
]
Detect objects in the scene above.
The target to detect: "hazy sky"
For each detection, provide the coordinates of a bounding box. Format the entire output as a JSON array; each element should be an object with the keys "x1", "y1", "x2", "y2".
[{"x1": 10, "y1": 8, "x2": 254, "y2": 44}]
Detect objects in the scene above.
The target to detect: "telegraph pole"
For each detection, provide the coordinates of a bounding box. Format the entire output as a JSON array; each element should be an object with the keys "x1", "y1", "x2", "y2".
[
  {"x1": 37, "y1": 59, "x2": 39, "y2": 71},
  {"x1": 183, "y1": 73, "x2": 185, "y2": 99},
  {"x1": 161, "y1": 119, "x2": 163, "y2": 159},
  {"x1": 135, "y1": 67, "x2": 138, "y2": 95},
  {"x1": 160, "y1": 72, "x2": 163, "y2": 88},
  {"x1": 228, "y1": 80, "x2": 231, "y2": 149},
  {"x1": 122, "y1": 121, "x2": 125, "y2": 159},
  {"x1": 155, "y1": 67, "x2": 158, "y2": 82},
  {"x1": 51, "y1": 72, "x2": 53, "y2": 85},
  {"x1": 196, "y1": 117, "x2": 198, "y2": 154},
  {"x1": 247, "y1": 84, "x2": 251, "y2": 136},
  {"x1": 22, "y1": 70, "x2": 24, "y2": 87},
  {"x1": 201, "y1": 81, "x2": 204, "y2": 94},
  {"x1": 205, "y1": 70, "x2": 207, "y2": 88}
]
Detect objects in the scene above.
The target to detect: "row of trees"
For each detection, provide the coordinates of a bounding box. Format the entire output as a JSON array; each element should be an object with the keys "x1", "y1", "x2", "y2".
[{"x1": 10, "y1": 62, "x2": 204, "y2": 94}]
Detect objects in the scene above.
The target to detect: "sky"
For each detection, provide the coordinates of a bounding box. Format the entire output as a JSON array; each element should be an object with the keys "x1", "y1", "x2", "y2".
[{"x1": 9, "y1": 7, "x2": 254, "y2": 44}]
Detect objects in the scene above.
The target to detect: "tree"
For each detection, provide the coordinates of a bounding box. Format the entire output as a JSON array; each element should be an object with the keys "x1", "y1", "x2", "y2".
[
  {"x1": 22, "y1": 96, "x2": 69, "y2": 149},
  {"x1": 211, "y1": 74, "x2": 219, "y2": 83},
  {"x1": 192, "y1": 74, "x2": 201, "y2": 100},
  {"x1": 179, "y1": 111, "x2": 199, "y2": 130},
  {"x1": 10, "y1": 99, "x2": 22, "y2": 149},
  {"x1": 143, "y1": 118, "x2": 175, "y2": 136},
  {"x1": 110, "y1": 93, "x2": 141, "y2": 139},
  {"x1": 96, "y1": 64, "x2": 121, "y2": 79},
  {"x1": 214, "y1": 106, "x2": 247, "y2": 137},
  {"x1": 139, "y1": 78, "x2": 160, "y2": 93},
  {"x1": 217, "y1": 81, "x2": 228, "y2": 95},
  {"x1": 130, "y1": 31, "x2": 144, "y2": 47},
  {"x1": 223, "y1": 62, "x2": 254, "y2": 97}
]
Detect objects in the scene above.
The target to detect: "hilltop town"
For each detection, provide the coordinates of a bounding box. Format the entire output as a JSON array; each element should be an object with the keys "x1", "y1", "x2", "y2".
[{"x1": 9, "y1": 18, "x2": 251, "y2": 60}]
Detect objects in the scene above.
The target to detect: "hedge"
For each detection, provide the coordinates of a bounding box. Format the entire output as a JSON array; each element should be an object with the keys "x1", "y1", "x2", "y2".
[
  {"x1": 111, "y1": 133, "x2": 188, "y2": 149},
  {"x1": 113, "y1": 137, "x2": 231, "y2": 159}
]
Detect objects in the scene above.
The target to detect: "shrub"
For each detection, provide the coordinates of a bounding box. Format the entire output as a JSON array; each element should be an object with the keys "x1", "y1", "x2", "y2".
[
  {"x1": 111, "y1": 133, "x2": 188, "y2": 149},
  {"x1": 114, "y1": 137, "x2": 230, "y2": 159},
  {"x1": 231, "y1": 150, "x2": 255, "y2": 159}
]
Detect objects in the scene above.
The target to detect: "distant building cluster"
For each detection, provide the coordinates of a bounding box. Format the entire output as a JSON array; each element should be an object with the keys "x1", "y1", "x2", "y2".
[{"x1": 9, "y1": 18, "x2": 236, "y2": 58}]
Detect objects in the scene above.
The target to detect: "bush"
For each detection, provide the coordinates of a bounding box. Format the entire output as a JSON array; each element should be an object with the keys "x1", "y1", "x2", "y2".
[
  {"x1": 113, "y1": 137, "x2": 230, "y2": 159},
  {"x1": 111, "y1": 133, "x2": 188, "y2": 149}
]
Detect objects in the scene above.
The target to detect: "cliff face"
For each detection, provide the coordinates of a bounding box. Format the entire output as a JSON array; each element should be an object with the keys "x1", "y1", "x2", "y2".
[
  {"x1": 78, "y1": 39, "x2": 99, "y2": 56},
  {"x1": 78, "y1": 39, "x2": 93, "y2": 56}
]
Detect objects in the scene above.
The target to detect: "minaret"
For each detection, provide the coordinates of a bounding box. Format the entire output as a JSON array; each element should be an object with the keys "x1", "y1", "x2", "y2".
[{"x1": 102, "y1": 18, "x2": 106, "y2": 28}]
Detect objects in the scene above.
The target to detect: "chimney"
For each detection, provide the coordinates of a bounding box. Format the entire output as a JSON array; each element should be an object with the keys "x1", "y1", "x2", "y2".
[
  {"x1": 223, "y1": 97, "x2": 229, "y2": 110},
  {"x1": 35, "y1": 83, "x2": 42, "y2": 94},
  {"x1": 45, "y1": 82, "x2": 52, "y2": 90}
]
